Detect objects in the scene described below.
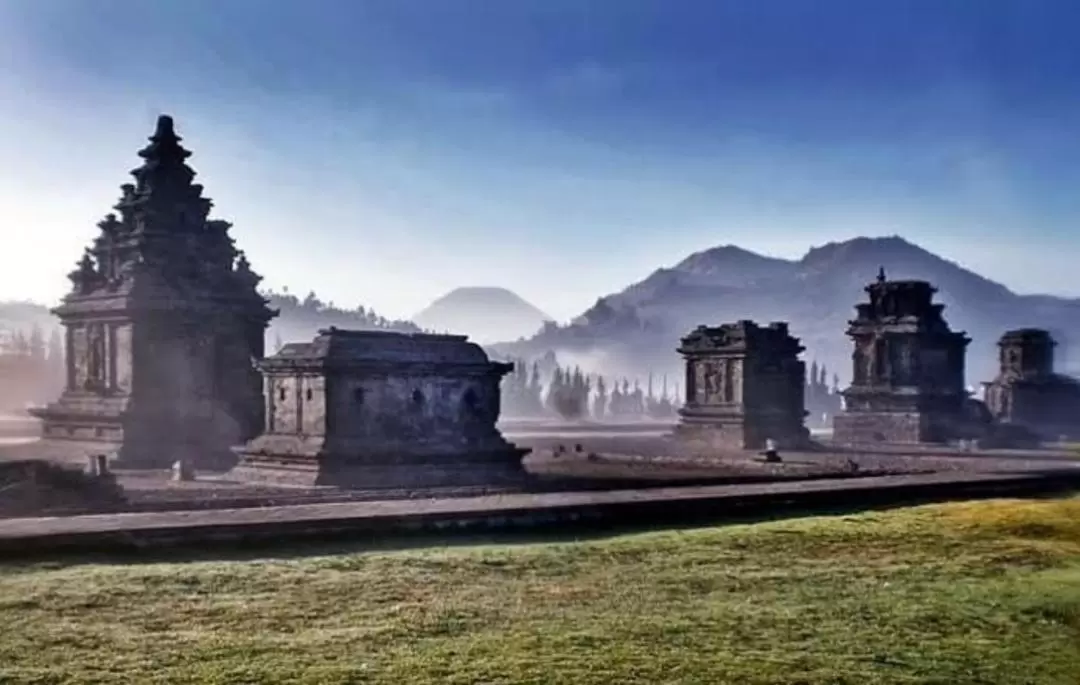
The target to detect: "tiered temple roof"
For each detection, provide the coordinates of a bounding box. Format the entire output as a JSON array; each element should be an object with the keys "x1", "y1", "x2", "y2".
[{"x1": 64, "y1": 115, "x2": 270, "y2": 312}]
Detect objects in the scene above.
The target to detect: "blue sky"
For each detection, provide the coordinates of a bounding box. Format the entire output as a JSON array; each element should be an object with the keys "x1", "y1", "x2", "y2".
[{"x1": 2, "y1": 0, "x2": 1079, "y2": 320}]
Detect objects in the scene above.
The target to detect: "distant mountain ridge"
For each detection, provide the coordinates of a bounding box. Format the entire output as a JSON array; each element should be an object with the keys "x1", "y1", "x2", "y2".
[
  {"x1": 7, "y1": 237, "x2": 1079, "y2": 389},
  {"x1": 495, "y1": 236, "x2": 1080, "y2": 387},
  {"x1": 262, "y1": 291, "x2": 423, "y2": 350},
  {"x1": 670, "y1": 244, "x2": 796, "y2": 285},
  {"x1": 413, "y1": 286, "x2": 553, "y2": 344},
  {"x1": 0, "y1": 287, "x2": 548, "y2": 351},
  {"x1": 0, "y1": 292, "x2": 424, "y2": 353}
]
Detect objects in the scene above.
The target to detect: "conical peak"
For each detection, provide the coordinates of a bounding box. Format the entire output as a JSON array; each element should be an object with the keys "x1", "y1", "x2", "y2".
[
  {"x1": 131, "y1": 114, "x2": 196, "y2": 194},
  {"x1": 120, "y1": 114, "x2": 208, "y2": 227},
  {"x1": 137, "y1": 113, "x2": 191, "y2": 162},
  {"x1": 154, "y1": 115, "x2": 176, "y2": 139}
]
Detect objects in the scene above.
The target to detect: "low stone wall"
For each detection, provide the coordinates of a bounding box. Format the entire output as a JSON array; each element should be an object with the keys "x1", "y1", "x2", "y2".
[
  {"x1": 1, "y1": 470, "x2": 1077, "y2": 558},
  {"x1": 833, "y1": 412, "x2": 929, "y2": 444}
]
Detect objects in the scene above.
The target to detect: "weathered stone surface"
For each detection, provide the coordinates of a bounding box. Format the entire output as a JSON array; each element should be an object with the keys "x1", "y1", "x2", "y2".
[
  {"x1": 29, "y1": 115, "x2": 276, "y2": 469},
  {"x1": 982, "y1": 328, "x2": 1080, "y2": 440},
  {"x1": 673, "y1": 320, "x2": 810, "y2": 450},
  {"x1": 231, "y1": 327, "x2": 530, "y2": 488},
  {"x1": 832, "y1": 269, "x2": 982, "y2": 445}
]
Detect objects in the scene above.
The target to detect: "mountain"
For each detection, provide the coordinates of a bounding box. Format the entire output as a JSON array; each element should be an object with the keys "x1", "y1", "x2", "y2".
[
  {"x1": 413, "y1": 287, "x2": 553, "y2": 344},
  {"x1": 10, "y1": 239, "x2": 1080, "y2": 390},
  {"x1": 493, "y1": 236, "x2": 1080, "y2": 388},
  {"x1": 263, "y1": 291, "x2": 421, "y2": 351},
  {"x1": 0, "y1": 292, "x2": 424, "y2": 353}
]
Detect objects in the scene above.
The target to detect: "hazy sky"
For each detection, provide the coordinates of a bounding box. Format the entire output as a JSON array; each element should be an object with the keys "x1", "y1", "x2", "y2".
[{"x1": 2, "y1": 0, "x2": 1079, "y2": 321}]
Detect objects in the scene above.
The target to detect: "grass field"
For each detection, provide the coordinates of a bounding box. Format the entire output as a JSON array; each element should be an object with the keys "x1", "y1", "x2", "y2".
[{"x1": 1, "y1": 498, "x2": 1079, "y2": 685}]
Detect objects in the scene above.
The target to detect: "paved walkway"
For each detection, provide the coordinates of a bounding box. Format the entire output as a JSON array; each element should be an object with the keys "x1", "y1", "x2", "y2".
[{"x1": 0, "y1": 469, "x2": 1072, "y2": 542}]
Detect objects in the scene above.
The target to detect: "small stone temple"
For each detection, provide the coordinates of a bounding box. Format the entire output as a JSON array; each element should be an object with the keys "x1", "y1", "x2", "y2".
[
  {"x1": 832, "y1": 269, "x2": 971, "y2": 444},
  {"x1": 982, "y1": 328, "x2": 1080, "y2": 440},
  {"x1": 31, "y1": 115, "x2": 277, "y2": 468},
  {"x1": 231, "y1": 328, "x2": 529, "y2": 489},
  {"x1": 673, "y1": 320, "x2": 809, "y2": 450}
]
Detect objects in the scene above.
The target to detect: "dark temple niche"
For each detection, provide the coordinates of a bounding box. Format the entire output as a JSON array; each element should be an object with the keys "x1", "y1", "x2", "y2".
[
  {"x1": 231, "y1": 327, "x2": 530, "y2": 490},
  {"x1": 673, "y1": 320, "x2": 810, "y2": 451},
  {"x1": 30, "y1": 115, "x2": 277, "y2": 469}
]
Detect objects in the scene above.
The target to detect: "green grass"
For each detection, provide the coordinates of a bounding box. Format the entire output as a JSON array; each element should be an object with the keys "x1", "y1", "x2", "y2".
[{"x1": 1, "y1": 498, "x2": 1080, "y2": 685}]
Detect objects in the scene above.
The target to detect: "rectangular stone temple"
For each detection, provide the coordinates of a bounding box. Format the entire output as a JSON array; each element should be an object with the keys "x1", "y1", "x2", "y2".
[
  {"x1": 832, "y1": 270, "x2": 970, "y2": 445},
  {"x1": 982, "y1": 328, "x2": 1080, "y2": 441},
  {"x1": 231, "y1": 327, "x2": 530, "y2": 489},
  {"x1": 673, "y1": 320, "x2": 809, "y2": 450},
  {"x1": 30, "y1": 115, "x2": 276, "y2": 469}
]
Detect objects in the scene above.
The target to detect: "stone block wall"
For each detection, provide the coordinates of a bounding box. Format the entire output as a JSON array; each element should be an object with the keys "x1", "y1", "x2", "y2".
[{"x1": 832, "y1": 412, "x2": 931, "y2": 444}]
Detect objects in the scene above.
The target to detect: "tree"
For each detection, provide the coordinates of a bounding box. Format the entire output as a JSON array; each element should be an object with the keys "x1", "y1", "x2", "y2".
[
  {"x1": 28, "y1": 325, "x2": 45, "y2": 360},
  {"x1": 12, "y1": 330, "x2": 29, "y2": 355},
  {"x1": 301, "y1": 291, "x2": 322, "y2": 310},
  {"x1": 545, "y1": 367, "x2": 564, "y2": 415},
  {"x1": 593, "y1": 376, "x2": 608, "y2": 419},
  {"x1": 47, "y1": 328, "x2": 63, "y2": 362}
]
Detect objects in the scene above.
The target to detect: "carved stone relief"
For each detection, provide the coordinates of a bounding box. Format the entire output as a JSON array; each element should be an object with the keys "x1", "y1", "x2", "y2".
[
  {"x1": 703, "y1": 362, "x2": 722, "y2": 402},
  {"x1": 85, "y1": 323, "x2": 107, "y2": 391}
]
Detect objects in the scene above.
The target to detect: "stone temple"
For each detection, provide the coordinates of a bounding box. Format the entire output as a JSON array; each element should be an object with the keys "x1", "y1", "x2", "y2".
[
  {"x1": 982, "y1": 328, "x2": 1080, "y2": 441},
  {"x1": 673, "y1": 320, "x2": 809, "y2": 450},
  {"x1": 832, "y1": 269, "x2": 971, "y2": 445},
  {"x1": 231, "y1": 328, "x2": 529, "y2": 489},
  {"x1": 31, "y1": 115, "x2": 277, "y2": 468}
]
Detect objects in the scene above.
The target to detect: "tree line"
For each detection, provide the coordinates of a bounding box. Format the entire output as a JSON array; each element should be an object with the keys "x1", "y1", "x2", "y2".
[
  {"x1": 501, "y1": 357, "x2": 681, "y2": 421},
  {"x1": 263, "y1": 289, "x2": 426, "y2": 352},
  {"x1": 0, "y1": 324, "x2": 65, "y2": 410}
]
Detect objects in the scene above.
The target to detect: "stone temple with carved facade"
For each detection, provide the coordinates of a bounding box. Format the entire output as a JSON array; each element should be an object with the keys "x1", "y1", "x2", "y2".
[
  {"x1": 673, "y1": 320, "x2": 810, "y2": 450},
  {"x1": 30, "y1": 115, "x2": 277, "y2": 469},
  {"x1": 982, "y1": 328, "x2": 1080, "y2": 441},
  {"x1": 832, "y1": 269, "x2": 979, "y2": 445},
  {"x1": 231, "y1": 327, "x2": 529, "y2": 489}
]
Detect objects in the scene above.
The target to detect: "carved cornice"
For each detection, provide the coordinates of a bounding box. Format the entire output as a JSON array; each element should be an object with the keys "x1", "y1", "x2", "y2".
[{"x1": 258, "y1": 359, "x2": 511, "y2": 378}]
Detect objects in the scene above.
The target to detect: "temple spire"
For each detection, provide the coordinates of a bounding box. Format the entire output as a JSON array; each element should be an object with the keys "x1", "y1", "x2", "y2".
[
  {"x1": 877, "y1": 266, "x2": 887, "y2": 283},
  {"x1": 155, "y1": 114, "x2": 176, "y2": 138},
  {"x1": 119, "y1": 114, "x2": 211, "y2": 232},
  {"x1": 135, "y1": 114, "x2": 194, "y2": 172}
]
